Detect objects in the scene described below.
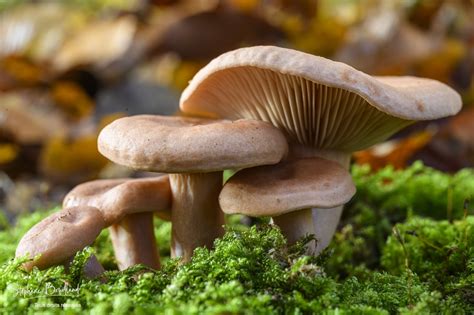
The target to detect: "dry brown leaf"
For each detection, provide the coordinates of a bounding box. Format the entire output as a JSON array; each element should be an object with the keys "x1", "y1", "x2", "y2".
[
  {"x1": 0, "y1": 93, "x2": 67, "y2": 144},
  {"x1": 1, "y1": 103, "x2": 52, "y2": 144},
  {"x1": 154, "y1": 6, "x2": 283, "y2": 61},
  {"x1": 54, "y1": 16, "x2": 137, "y2": 70}
]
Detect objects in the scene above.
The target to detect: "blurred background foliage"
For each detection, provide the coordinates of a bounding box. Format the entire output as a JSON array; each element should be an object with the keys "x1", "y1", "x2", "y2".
[
  {"x1": 0, "y1": 0, "x2": 473, "y2": 218},
  {"x1": 0, "y1": 2, "x2": 473, "y2": 312}
]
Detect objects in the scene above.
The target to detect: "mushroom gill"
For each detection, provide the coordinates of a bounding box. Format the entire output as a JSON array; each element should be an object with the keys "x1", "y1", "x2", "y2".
[{"x1": 182, "y1": 67, "x2": 413, "y2": 151}]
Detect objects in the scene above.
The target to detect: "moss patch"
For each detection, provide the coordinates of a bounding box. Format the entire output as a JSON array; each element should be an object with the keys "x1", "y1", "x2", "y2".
[{"x1": 0, "y1": 162, "x2": 473, "y2": 314}]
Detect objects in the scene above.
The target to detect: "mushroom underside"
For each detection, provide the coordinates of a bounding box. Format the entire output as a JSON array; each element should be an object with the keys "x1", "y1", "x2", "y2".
[{"x1": 181, "y1": 66, "x2": 414, "y2": 151}]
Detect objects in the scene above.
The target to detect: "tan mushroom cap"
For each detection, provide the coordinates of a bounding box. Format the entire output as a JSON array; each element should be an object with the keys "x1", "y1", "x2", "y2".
[
  {"x1": 219, "y1": 157, "x2": 355, "y2": 217},
  {"x1": 98, "y1": 115, "x2": 288, "y2": 172},
  {"x1": 180, "y1": 46, "x2": 462, "y2": 151},
  {"x1": 63, "y1": 176, "x2": 171, "y2": 225},
  {"x1": 16, "y1": 206, "x2": 106, "y2": 271}
]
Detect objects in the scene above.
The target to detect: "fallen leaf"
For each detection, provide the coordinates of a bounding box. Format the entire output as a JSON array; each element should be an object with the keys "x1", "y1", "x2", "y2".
[
  {"x1": 0, "y1": 144, "x2": 18, "y2": 164},
  {"x1": 39, "y1": 135, "x2": 108, "y2": 184},
  {"x1": 354, "y1": 131, "x2": 434, "y2": 171},
  {"x1": 54, "y1": 15, "x2": 137, "y2": 70},
  {"x1": 0, "y1": 55, "x2": 46, "y2": 90},
  {"x1": 50, "y1": 81, "x2": 94, "y2": 120},
  {"x1": 154, "y1": 6, "x2": 283, "y2": 61}
]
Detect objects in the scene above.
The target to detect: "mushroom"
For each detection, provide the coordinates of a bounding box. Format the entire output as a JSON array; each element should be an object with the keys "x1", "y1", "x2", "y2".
[
  {"x1": 63, "y1": 176, "x2": 171, "y2": 270},
  {"x1": 220, "y1": 157, "x2": 355, "y2": 253},
  {"x1": 98, "y1": 115, "x2": 288, "y2": 262},
  {"x1": 180, "y1": 45, "x2": 462, "y2": 253},
  {"x1": 16, "y1": 206, "x2": 106, "y2": 276}
]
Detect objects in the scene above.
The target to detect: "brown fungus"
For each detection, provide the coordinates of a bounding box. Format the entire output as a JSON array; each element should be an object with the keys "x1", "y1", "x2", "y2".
[
  {"x1": 220, "y1": 157, "x2": 355, "y2": 253},
  {"x1": 98, "y1": 115, "x2": 288, "y2": 262},
  {"x1": 63, "y1": 176, "x2": 171, "y2": 270},
  {"x1": 180, "y1": 45, "x2": 462, "y2": 253},
  {"x1": 16, "y1": 206, "x2": 106, "y2": 275}
]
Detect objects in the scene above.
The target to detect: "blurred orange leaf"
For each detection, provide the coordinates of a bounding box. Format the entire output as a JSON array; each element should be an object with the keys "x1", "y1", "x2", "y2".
[
  {"x1": 40, "y1": 135, "x2": 108, "y2": 183},
  {"x1": 0, "y1": 143, "x2": 19, "y2": 164},
  {"x1": 0, "y1": 56, "x2": 45, "y2": 89},
  {"x1": 354, "y1": 131, "x2": 433, "y2": 171},
  {"x1": 50, "y1": 81, "x2": 94, "y2": 120}
]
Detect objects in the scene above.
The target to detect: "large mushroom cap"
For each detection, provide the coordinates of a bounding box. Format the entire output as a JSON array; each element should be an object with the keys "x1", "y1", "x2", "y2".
[
  {"x1": 16, "y1": 206, "x2": 106, "y2": 271},
  {"x1": 219, "y1": 157, "x2": 355, "y2": 217},
  {"x1": 180, "y1": 46, "x2": 462, "y2": 151},
  {"x1": 63, "y1": 176, "x2": 171, "y2": 224},
  {"x1": 98, "y1": 115, "x2": 288, "y2": 172}
]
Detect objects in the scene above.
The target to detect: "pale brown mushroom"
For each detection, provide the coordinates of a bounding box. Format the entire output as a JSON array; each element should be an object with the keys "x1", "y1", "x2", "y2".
[
  {"x1": 220, "y1": 158, "x2": 355, "y2": 253},
  {"x1": 16, "y1": 206, "x2": 106, "y2": 273},
  {"x1": 63, "y1": 176, "x2": 171, "y2": 270},
  {"x1": 180, "y1": 45, "x2": 462, "y2": 253},
  {"x1": 98, "y1": 115, "x2": 288, "y2": 262}
]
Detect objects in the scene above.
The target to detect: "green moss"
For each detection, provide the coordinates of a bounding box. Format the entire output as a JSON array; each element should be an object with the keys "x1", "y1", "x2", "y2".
[
  {"x1": 382, "y1": 217, "x2": 474, "y2": 310},
  {"x1": 324, "y1": 162, "x2": 474, "y2": 278},
  {"x1": 351, "y1": 161, "x2": 473, "y2": 221},
  {"x1": 0, "y1": 163, "x2": 473, "y2": 313},
  {"x1": 2, "y1": 220, "x2": 471, "y2": 314}
]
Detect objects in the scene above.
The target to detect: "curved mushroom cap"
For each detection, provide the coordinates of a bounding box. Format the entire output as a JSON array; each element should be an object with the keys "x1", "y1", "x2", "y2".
[
  {"x1": 98, "y1": 115, "x2": 288, "y2": 173},
  {"x1": 63, "y1": 176, "x2": 171, "y2": 225},
  {"x1": 219, "y1": 157, "x2": 355, "y2": 217},
  {"x1": 180, "y1": 46, "x2": 462, "y2": 151},
  {"x1": 16, "y1": 206, "x2": 106, "y2": 271}
]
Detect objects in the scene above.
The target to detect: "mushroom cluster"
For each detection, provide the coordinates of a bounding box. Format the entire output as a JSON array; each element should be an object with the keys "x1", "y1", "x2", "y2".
[
  {"x1": 16, "y1": 46, "x2": 462, "y2": 273},
  {"x1": 180, "y1": 46, "x2": 462, "y2": 253}
]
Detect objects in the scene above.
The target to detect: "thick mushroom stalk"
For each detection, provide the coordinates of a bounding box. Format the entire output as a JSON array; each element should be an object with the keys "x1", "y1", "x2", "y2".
[
  {"x1": 180, "y1": 46, "x2": 462, "y2": 254},
  {"x1": 109, "y1": 212, "x2": 160, "y2": 270},
  {"x1": 289, "y1": 146, "x2": 351, "y2": 253},
  {"x1": 272, "y1": 209, "x2": 315, "y2": 252},
  {"x1": 98, "y1": 115, "x2": 288, "y2": 262},
  {"x1": 219, "y1": 157, "x2": 355, "y2": 254},
  {"x1": 63, "y1": 176, "x2": 171, "y2": 270},
  {"x1": 170, "y1": 172, "x2": 223, "y2": 259}
]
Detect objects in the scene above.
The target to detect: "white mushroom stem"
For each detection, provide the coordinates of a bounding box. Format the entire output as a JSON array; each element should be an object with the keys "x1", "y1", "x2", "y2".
[
  {"x1": 170, "y1": 172, "x2": 224, "y2": 262},
  {"x1": 272, "y1": 208, "x2": 316, "y2": 254},
  {"x1": 109, "y1": 212, "x2": 160, "y2": 270},
  {"x1": 286, "y1": 146, "x2": 351, "y2": 254}
]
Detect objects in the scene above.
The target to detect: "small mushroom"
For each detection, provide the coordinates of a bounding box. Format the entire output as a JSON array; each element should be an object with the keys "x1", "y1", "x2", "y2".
[
  {"x1": 63, "y1": 176, "x2": 171, "y2": 270},
  {"x1": 220, "y1": 157, "x2": 355, "y2": 253},
  {"x1": 180, "y1": 45, "x2": 462, "y2": 253},
  {"x1": 98, "y1": 115, "x2": 288, "y2": 262},
  {"x1": 16, "y1": 206, "x2": 106, "y2": 273}
]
